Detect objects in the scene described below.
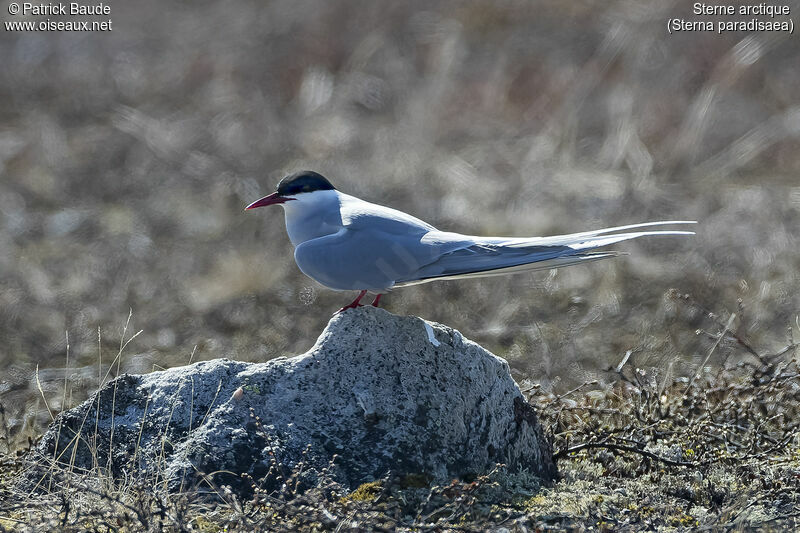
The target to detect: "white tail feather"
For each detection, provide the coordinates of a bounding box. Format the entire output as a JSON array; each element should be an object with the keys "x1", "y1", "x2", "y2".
[
  {"x1": 496, "y1": 221, "x2": 697, "y2": 248},
  {"x1": 394, "y1": 221, "x2": 697, "y2": 288}
]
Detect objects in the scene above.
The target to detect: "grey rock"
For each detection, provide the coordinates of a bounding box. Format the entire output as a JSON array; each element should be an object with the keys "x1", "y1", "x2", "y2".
[{"x1": 25, "y1": 307, "x2": 556, "y2": 494}]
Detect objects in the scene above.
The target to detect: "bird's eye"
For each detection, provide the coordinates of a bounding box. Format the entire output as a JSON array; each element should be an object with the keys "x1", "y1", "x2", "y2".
[{"x1": 302, "y1": 184, "x2": 312, "y2": 192}]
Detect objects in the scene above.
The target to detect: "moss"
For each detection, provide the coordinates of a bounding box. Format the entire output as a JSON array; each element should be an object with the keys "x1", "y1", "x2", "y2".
[
  {"x1": 670, "y1": 513, "x2": 700, "y2": 527},
  {"x1": 191, "y1": 516, "x2": 224, "y2": 532},
  {"x1": 0, "y1": 513, "x2": 27, "y2": 530},
  {"x1": 341, "y1": 480, "x2": 383, "y2": 503},
  {"x1": 241, "y1": 380, "x2": 262, "y2": 395},
  {"x1": 521, "y1": 493, "x2": 549, "y2": 508}
]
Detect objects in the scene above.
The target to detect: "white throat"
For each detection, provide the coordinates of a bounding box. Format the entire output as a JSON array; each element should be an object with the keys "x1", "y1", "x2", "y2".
[{"x1": 281, "y1": 189, "x2": 342, "y2": 246}]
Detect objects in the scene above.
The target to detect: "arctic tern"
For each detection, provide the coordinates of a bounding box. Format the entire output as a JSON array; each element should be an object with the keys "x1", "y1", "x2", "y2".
[{"x1": 246, "y1": 171, "x2": 695, "y2": 312}]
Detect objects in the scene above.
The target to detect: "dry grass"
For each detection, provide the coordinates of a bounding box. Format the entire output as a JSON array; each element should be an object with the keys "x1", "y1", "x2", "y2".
[{"x1": 1, "y1": 296, "x2": 798, "y2": 531}]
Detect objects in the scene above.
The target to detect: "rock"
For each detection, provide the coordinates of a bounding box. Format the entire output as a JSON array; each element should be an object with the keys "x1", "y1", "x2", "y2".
[{"x1": 24, "y1": 307, "x2": 556, "y2": 495}]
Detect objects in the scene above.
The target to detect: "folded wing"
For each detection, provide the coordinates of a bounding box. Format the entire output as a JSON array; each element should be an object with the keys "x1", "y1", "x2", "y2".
[{"x1": 394, "y1": 221, "x2": 696, "y2": 287}]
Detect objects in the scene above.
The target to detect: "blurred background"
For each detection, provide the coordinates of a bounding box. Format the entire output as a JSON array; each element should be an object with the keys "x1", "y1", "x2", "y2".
[{"x1": 1, "y1": 0, "x2": 799, "y2": 441}]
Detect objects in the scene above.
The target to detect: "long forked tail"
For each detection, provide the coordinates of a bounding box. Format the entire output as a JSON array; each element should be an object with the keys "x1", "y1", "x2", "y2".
[{"x1": 395, "y1": 221, "x2": 696, "y2": 286}]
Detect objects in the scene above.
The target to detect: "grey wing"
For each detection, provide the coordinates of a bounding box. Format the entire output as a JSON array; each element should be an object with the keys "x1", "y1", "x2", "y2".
[
  {"x1": 293, "y1": 227, "x2": 473, "y2": 292},
  {"x1": 393, "y1": 238, "x2": 578, "y2": 286},
  {"x1": 394, "y1": 221, "x2": 697, "y2": 286}
]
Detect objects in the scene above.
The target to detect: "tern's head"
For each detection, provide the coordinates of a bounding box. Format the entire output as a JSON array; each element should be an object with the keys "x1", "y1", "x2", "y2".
[{"x1": 245, "y1": 170, "x2": 336, "y2": 210}]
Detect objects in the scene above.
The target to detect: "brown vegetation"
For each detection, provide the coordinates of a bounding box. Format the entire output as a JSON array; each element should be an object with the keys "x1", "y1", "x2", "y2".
[{"x1": 2, "y1": 306, "x2": 798, "y2": 530}]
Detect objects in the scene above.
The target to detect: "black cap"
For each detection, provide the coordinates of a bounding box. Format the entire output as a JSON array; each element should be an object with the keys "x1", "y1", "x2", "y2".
[{"x1": 277, "y1": 171, "x2": 336, "y2": 196}]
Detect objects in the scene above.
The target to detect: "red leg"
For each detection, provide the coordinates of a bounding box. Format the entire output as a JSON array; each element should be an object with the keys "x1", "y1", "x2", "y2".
[
  {"x1": 371, "y1": 294, "x2": 382, "y2": 307},
  {"x1": 336, "y1": 290, "x2": 367, "y2": 313}
]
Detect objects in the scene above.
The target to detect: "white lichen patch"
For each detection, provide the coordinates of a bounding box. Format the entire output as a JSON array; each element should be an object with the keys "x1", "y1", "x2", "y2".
[{"x1": 423, "y1": 321, "x2": 441, "y2": 347}]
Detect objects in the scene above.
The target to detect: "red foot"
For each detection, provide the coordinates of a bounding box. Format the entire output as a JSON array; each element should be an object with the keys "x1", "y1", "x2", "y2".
[
  {"x1": 336, "y1": 290, "x2": 367, "y2": 314},
  {"x1": 371, "y1": 294, "x2": 382, "y2": 307}
]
